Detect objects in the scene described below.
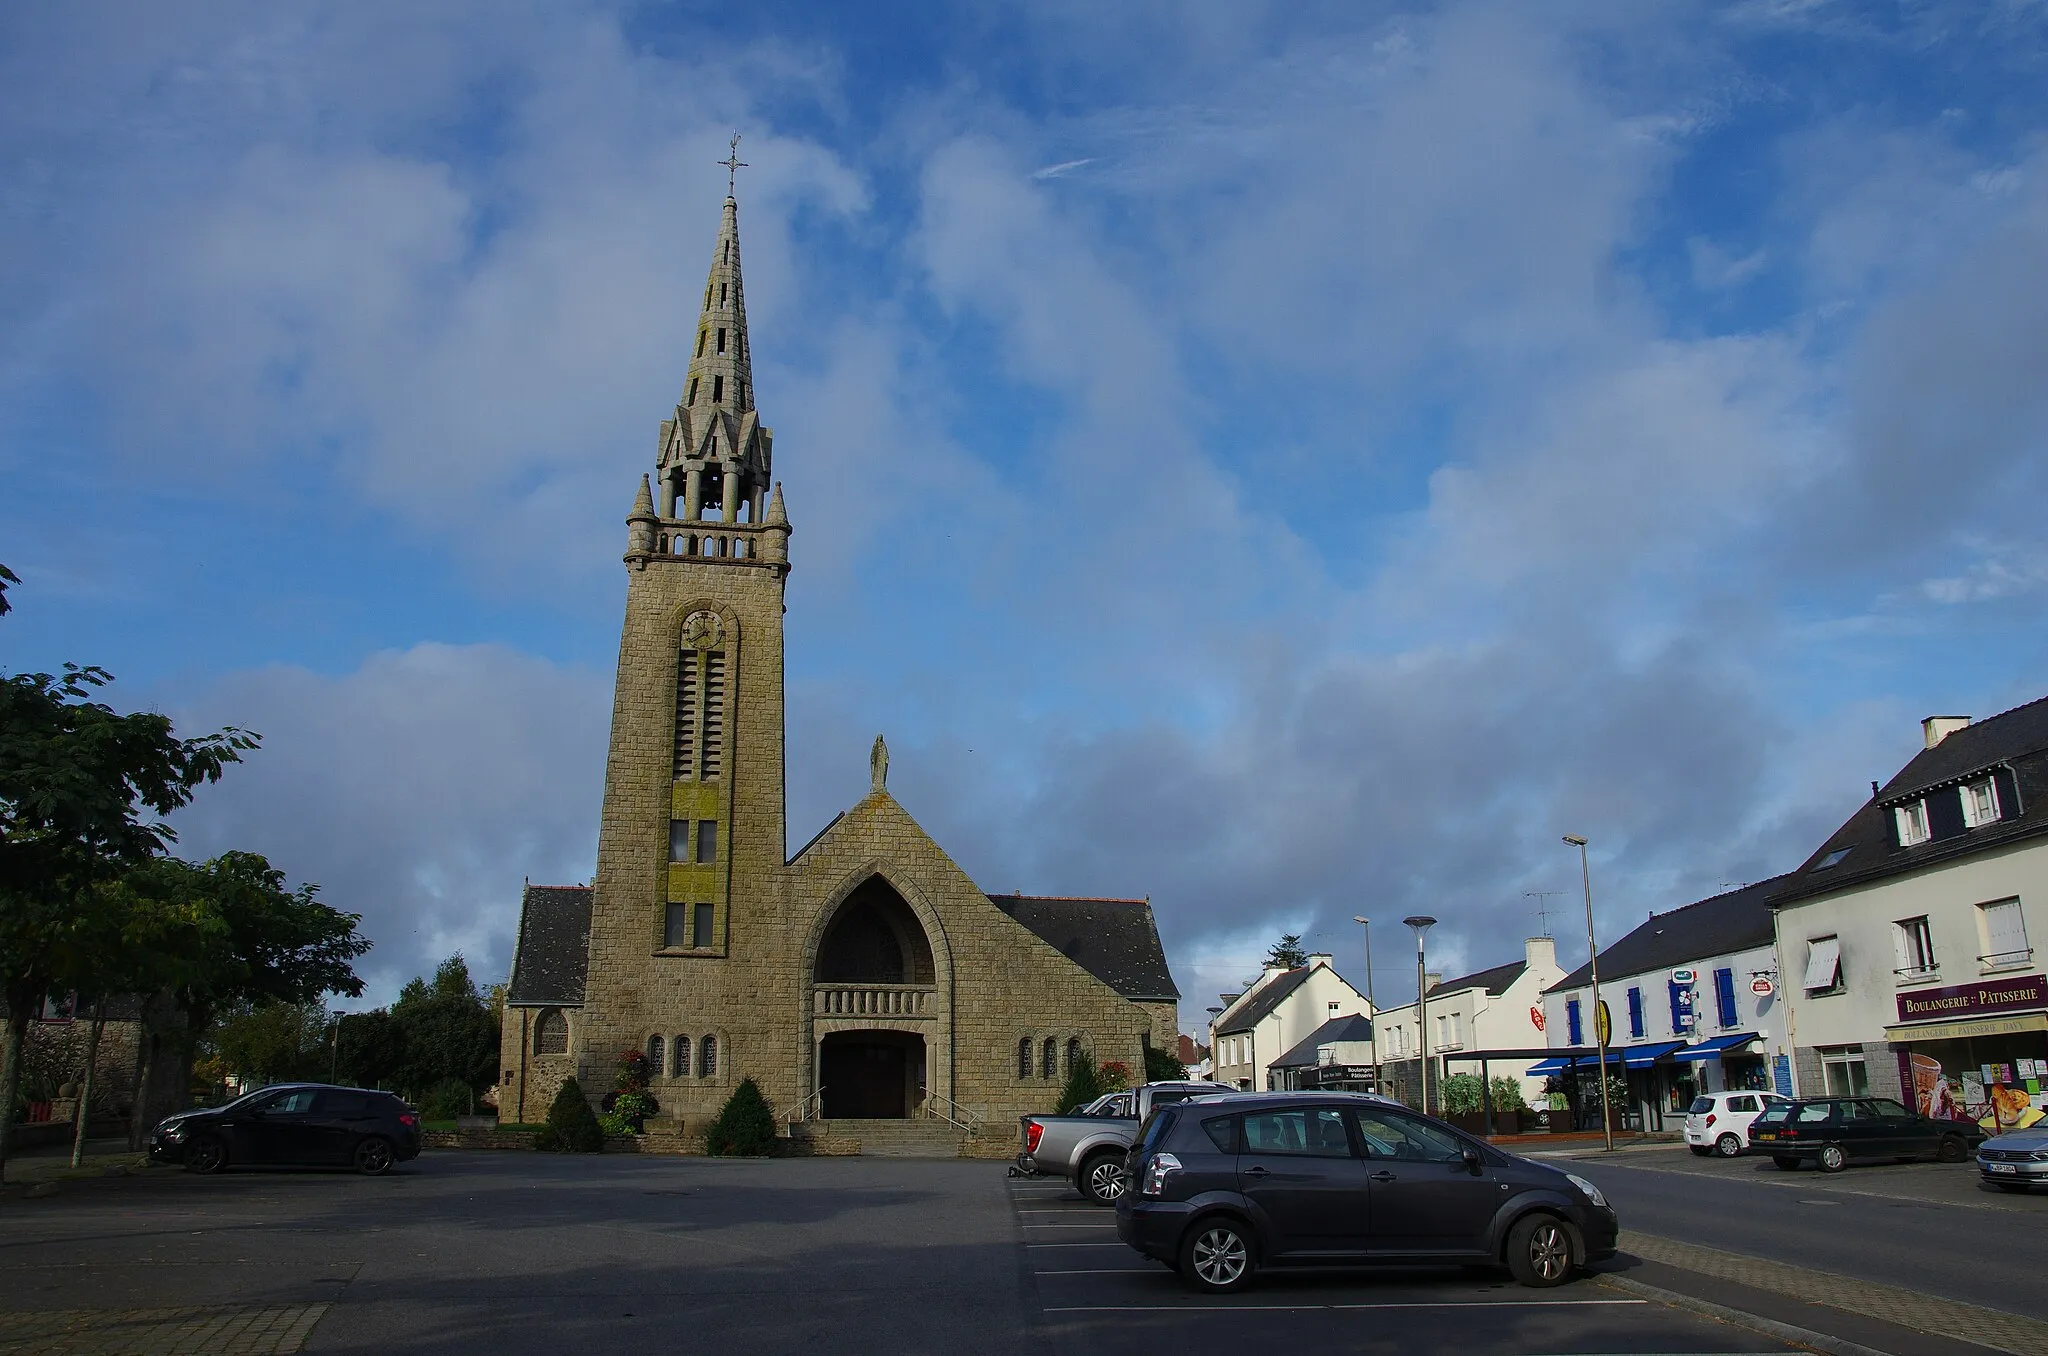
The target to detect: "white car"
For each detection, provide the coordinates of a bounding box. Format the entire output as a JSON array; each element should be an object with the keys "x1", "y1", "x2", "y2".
[{"x1": 1684, "y1": 1091, "x2": 1790, "y2": 1157}]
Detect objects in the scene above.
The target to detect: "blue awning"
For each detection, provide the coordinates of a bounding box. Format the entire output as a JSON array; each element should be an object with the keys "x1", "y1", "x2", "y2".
[
  {"x1": 1573, "y1": 1051, "x2": 1626, "y2": 1069},
  {"x1": 1525, "y1": 1057, "x2": 1573, "y2": 1077},
  {"x1": 1621, "y1": 1041, "x2": 1687, "y2": 1069},
  {"x1": 1672, "y1": 1032, "x2": 1761, "y2": 1062}
]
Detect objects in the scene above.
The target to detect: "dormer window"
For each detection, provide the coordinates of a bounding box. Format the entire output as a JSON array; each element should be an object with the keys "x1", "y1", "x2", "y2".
[
  {"x1": 1817, "y1": 846, "x2": 1851, "y2": 870},
  {"x1": 1894, "y1": 799, "x2": 1930, "y2": 847},
  {"x1": 1962, "y1": 777, "x2": 2001, "y2": 828}
]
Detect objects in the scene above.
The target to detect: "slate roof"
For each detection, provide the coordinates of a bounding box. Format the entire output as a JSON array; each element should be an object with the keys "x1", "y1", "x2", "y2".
[
  {"x1": 1212, "y1": 965, "x2": 1314, "y2": 1036},
  {"x1": 1429, "y1": 958, "x2": 1527, "y2": 998},
  {"x1": 1548, "y1": 875, "x2": 1789, "y2": 993},
  {"x1": 505, "y1": 885, "x2": 593, "y2": 1006},
  {"x1": 1269, "y1": 1014, "x2": 1376, "y2": 1069},
  {"x1": 989, "y1": 895, "x2": 1180, "y2": 1001},
  {"x1": 1773, "y1": 695, "x2": 2048, "y2": 906}
]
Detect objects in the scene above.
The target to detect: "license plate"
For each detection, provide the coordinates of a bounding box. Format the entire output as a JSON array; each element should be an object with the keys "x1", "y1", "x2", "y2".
[
  {"x1": 1988, "y1": 1163, "x2": 2018, "y2": 1175},
  {"x1": 1754, "y1": 1132, "x2": 1775, "y2": 1141}
]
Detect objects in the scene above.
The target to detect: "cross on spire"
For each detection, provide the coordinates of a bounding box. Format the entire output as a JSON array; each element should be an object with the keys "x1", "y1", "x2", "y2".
[{"x1": 718, "y1": 132, "x2": 748, "y2": 197}]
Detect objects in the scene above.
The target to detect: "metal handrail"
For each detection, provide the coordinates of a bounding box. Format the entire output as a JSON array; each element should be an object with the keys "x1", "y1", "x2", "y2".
[
  {"x1": 787, "y1": 1087, "x2": 826, "y2": 1126},
  {"x1": 924, "y1": 1093, "x2": 982, "y2": 1134}
]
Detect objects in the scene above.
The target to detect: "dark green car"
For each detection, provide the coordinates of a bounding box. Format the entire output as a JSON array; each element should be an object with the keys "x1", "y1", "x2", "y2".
[{"x1": 1746, "y1": 1095, "x2": 1980, "y2": 1172}]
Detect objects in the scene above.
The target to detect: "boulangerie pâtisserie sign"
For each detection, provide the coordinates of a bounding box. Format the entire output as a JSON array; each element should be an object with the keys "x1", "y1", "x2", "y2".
[{"x1": 1896, "y1": 973, "x2": 2045, "y2": 1023}]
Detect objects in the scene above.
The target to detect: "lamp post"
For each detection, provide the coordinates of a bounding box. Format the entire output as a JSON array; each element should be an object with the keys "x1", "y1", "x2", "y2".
[
  {"x1": 1352, "y1": 916, "x2": 1377, "y2": 1089},
  {"x1": 1402, "y1": 915, "x2": 1436, "y2": 1115},
  {"x1": 1563, "y1": 835, "x2": 1614, "y2": 1152}
]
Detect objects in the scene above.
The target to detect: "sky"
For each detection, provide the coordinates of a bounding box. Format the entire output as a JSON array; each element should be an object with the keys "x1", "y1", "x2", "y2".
[{"x1": 4, "y1": 0, "x2": 2047, "y2": 1032}]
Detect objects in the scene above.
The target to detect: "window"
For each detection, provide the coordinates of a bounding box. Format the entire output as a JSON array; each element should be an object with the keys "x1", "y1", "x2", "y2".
[
  {"x1": 1895, "y1": 800, "x2": 1930, "y2": 847},
  {"x1": 1566, "y1": 997, "x2": 1583, "y2": 1045},
  {"x1": 1819, "y1": 1045, "x2": 1868, "y2": 1096},
  {"x1": 669, "y1": 820, "x2": 690, "y2": 862},
  {"x1": 693, "y1": 903, "x2": 714, "y2": 949},
  {"x1": 1353, "y1": 1108, "x2": 1466, "y2": 1162},
  {"x1": 712, "y1": 375, "x2": 724, "y2": 403},
  {"x1": 716, "y1": 327, "x2": 727, "y2": 353},
  {"x1": 1892, "y1": 916, "x2": 1936, "y2": 976},
  {"x1": 695, "y1": 330, "x2": 706, "y2": 357},
  {"x1": 256, "y1": 1089, "x2": 317, "y2": 1114},
  {"x1": 1242, "y1": 1108, "x2": 1352, "y2": 1157},
  {"x1": 647, "y1": 1034, "x2": 665, "y2": 1073},
  {"x1": 673, "y1": 1036, "x2": 691, "y2": 1077},
  {"x1": 718, "y1": 282, "x2": 726, "y2": 308},
  {"x1": 1817, "y1": 846, "x2": 1852, "y2": 869},
  {"x1": 1981, "y1": 899, "x2": 2031, "y2": 967},
  {"x1": 696, "y1": 820, "x2": 718, "y2": 864},
  {"x1": 664, "y1": 903, "x2": 690, "y2": 948},
  {"x1": 687, "y1": 377, "x2": 698, "y2": 404},
  {"x1": 533, "y1": 1009, "x2": 568, "y2": 1055},
  {"x1": 1066, "y1": 1037, "x2": 1082, "y2": 1073},
  {"x1": 1042, "y1": 1037, "x2": 1057, "y2": 1079},
  {"x1": 1626, "y1": 987, "x2": 1645, "y2": 1039},
  {"x1": 699, "y1": 1035, "x2": 717, "y2": 1078},
  {"x1": 1796, "y1": 1101, "x2": 1839, "y2": 1124},
  {"x1": 1202, "y1": 1116, "x2": 1241, "y2": 1153},
  {"x1": 674, "y1": 650, "x2": 726, "y2": 780},
  {"x1": 1729, "y1": 1095, "x2": 1757, "y2": 1114},
  {"x1": 673, "y1": 652, "x2": 699, "y2": 778},
  {"x1": 1435, "y1": 1012, "x2": 1462, "y2": 1048},
  {"x1": 1962, "y1": 778, "x2": 2001, "y2": 828},
  {"x1": 1802, "y1": 936, "x2": 1842, "y2": 993},
  {"x1": 1714, "y1": 968, "x2": 1738, "y2": 1027},
  {"x1": 1018, "y1": 1038, "x2": 1033, "y2": 1079},
  {"x1": 700, "y1": 652, "x2": 725, "y2": 779},
  {"x1": 1870, "y1": 1098, "x2": 1909, "y2": 1118}
]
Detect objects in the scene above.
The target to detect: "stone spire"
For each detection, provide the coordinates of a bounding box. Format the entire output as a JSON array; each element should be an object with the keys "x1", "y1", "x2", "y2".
[{"x1": 652, "y1": 189, "x2": 773, "y2": 527}]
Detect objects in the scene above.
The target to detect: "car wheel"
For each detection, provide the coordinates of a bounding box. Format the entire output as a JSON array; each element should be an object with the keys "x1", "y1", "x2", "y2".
[
  {"x1": 1817, "y1": 1143, "x2": 1847, "y2": 1173},
  {"x1": 1179, "y1": 1217, "x2": 1256, "y2": 1294},
  {"x1": 1715, "y1": 1133, "x2": 1743, "y2": 1158},
  {"x1": 1936, "y1": 1136, "x2": 1967, "y2": 1164},
  {"x1": 1505, "y1": 1213, "x2": 1579, "y2": 1288},
  {"x1": 184, "y1": 1135, "x2": 228, "y2": 1175},
  {"x1": 1079, "y1": 1152, "x2": 1128, "y2": 1207},
  {"x1": 1689, "y1": 1145, "x2": 1712, "y2": 1157},
  {"x1": 1772, "y1": 1155, "x2": 1801, "y2": 1171},
  {"x1": 353, "y1": 1137, "x2": 396, "y2": 1176}
]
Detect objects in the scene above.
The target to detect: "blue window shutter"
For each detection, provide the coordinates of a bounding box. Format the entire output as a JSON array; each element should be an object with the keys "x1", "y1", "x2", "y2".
[
  {"x1": 1567, "y1": 997, "x2": 1582, "y2": 1045},
  {"x1": 1669, "y1": 982, "x2": 1684, "y2": 1032},
  {"x1": 1715, "y1": 968, "x2": 1737, "y2": 1027},
  {"x1": 1627, "y1": 987, "x2": 1644, "y2": 1039}
]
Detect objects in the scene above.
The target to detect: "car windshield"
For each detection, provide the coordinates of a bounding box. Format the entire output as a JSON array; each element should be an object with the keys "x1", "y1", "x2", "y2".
[
  {"x1": 1753, "y1": 1103, "x2": 1791, "y2": 1124},
  {"x1": 1689, "y1": 1096, "x2": 1714, "y2": 1114}
]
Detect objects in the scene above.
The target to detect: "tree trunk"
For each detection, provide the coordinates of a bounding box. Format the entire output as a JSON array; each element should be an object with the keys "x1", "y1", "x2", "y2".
[
  {"x1": 0, "y1": 1005, "x2": 30, "y2": 1184},
  {"x1": 127, "y1": 1028, "x2": 156, "y2": 1152},
  {"x1": 71, "y1": 999, "x2": 107, "y2": 1169}
]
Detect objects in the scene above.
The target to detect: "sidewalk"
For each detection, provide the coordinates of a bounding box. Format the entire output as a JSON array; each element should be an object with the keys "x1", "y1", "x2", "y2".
[{"x1": 0, "y1": 1136, "x2": 155, "y2": 1197}]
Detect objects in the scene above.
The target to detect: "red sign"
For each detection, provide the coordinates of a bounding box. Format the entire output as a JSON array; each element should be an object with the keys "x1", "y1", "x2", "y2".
[
  {"x1": 1751, "y1": 976, "x2": 1774, "y2": 997},
  {"x1": 1896, "y1": 973, "x2": 2046, "y2": 1024},
  {"x1": 1530, "y1": 1006, "x2": 1545, "y2": 1031}
]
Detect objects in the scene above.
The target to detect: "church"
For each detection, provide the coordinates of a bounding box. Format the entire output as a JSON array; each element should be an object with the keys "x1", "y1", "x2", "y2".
[{"x1": 496, "y1": 183, "x2": 1180, "y2": 1146}]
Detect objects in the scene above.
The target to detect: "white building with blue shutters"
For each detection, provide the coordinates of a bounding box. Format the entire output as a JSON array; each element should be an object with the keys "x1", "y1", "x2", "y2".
[{"x1": 1537, "y1": 877, "x2": 1793, "y2": 1133}]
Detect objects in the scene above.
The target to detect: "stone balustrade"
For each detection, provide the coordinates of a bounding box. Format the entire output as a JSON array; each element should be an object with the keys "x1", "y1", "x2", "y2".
[{"x1": 812, "y1": 984, "x2": 935, "y2": 1018}]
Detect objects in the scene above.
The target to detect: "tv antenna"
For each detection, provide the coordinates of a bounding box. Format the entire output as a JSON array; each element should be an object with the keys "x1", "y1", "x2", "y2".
[{"x1": 1524, "y1": 890, "x2": 1565, "y2": 937}]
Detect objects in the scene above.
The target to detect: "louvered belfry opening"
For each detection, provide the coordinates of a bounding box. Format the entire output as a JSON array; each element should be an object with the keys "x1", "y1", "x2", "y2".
[{"x1": 672, "y1": 649, "x2": 727, "y2": 781}]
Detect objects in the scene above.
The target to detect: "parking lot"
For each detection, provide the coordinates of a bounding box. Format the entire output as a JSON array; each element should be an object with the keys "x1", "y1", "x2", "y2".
[{"x1": 0, "y1": 1151, "x2": 1817, "y2": 1356}]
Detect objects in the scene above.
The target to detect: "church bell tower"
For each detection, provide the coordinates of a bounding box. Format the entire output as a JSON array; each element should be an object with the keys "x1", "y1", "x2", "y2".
[{"x1": 580, "y1": 173, "x2": 791, "y2": 1062}]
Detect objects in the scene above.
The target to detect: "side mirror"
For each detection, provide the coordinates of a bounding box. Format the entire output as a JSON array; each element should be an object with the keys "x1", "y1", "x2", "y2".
[{"x1": 1461, "y1": 1146, "x2": 1483, "y2": 1175}]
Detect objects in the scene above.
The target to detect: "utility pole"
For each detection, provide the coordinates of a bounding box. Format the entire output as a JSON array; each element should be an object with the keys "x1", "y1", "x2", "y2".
[
  {"x1": 1352, "y1": 916, "x2": 1377, "y2": 1089},
  {"x1": 1564, "y1": 836, "x2": 1614, "y2": 1152}
]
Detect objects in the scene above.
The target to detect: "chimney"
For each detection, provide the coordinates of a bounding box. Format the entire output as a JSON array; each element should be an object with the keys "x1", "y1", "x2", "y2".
[
  {"x1": 1922, "y1": 715, "x2": 1971, "y2": 748},
  {"x1": 1425, "y1": 971, "x2": 1441, "y2": 991},
  {"x1": 1525, "y1": 936, "x2": 1557, "y2": 972},
  {"x1": 1219, "y1": 993, "x2": 1241, "y2": 1006},
  {"x1": 1306, "y1": 952, "x2": 1333, "y2": 969}
]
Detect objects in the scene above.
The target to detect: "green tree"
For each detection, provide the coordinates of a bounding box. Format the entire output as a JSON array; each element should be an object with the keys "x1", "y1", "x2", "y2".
[
  {"x1": 1055, "y1": 1053, "x2": 1104, "y2": 1113},
  {"x1": 703, "y1": 1077, "x2": 776, "y2": 1156},
  {"x1": 333, "y1": 1008, "x2": 407, "y2": 1090},
  {"x1": 536, "y1": 1076, "x2": 604, "y2": 1152},
  {"x1": 1, "y1": 567, "x2": 258, "y2": 1178},
  {"x1": 1143, "y1": 1045, "x2": 1187, "y2": 1083},
  {"x1": 206, "y1": 999, "x2": 332, "y2": 1085},
  {"x1": 1265, "y1": 934, "x2": 1309, "y2": 969},
  {"x1": 389, "y1": 954, "x2": 497, "y2": 1104}
]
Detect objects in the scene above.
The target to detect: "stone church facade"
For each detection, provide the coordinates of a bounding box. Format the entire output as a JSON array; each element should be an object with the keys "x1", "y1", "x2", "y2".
[{"x1": 497, "y1": 190, "x2": 1178, "y2": 1142}]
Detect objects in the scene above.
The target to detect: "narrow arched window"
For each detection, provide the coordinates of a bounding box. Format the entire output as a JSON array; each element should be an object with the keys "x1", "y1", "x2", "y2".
[
  {"x1": 700, "y1": 1034, "x2": 718, "y2": 1078},
  {"x1": 1018, "y1": 1038, "x2": 1032, "y2": 1079},
  {"x1": 533, "y1": 1009, "x2": 567, "y2": 1056},
  {"x1": 646, "y1": 1034, "x2": 665, "y2": 1074},
  {"x1": 1042, "y1": 1037, "x2": 1057, "y2": 1080},
  {"x1": 1066, "y1": 1037, "x2": 1082, "y2": 1074},
  {"x1": 673, "y1": 1035, "x2": 691, "y2": 1079}
]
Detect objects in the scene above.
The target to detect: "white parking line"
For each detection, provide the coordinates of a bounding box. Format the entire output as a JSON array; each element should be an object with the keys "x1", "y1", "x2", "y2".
[
  {"x1": 1024, "y1": 1242, "x2": 1130, "y2": 1248},
  {"x1": 1045, "y1": 1299, "x2": 1650, "y2": 1312},
  {"x1": 1035, "y1": 1269, "x2": 1163, "y2": 1276},
  {"x1": 1015, "y1": 1209, "x2": 1097, "y2": 1214},
  {"x1": 1022, "y1": 1224, "x2": 1119, "y2": 1229}
]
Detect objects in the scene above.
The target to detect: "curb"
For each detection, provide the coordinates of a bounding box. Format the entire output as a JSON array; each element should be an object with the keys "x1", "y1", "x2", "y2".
[{"x1": 1598, "y1": 1273, "x2": 1893, "y2": 1356}]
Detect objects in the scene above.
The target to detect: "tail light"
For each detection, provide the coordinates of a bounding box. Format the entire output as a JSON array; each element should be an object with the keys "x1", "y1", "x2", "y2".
[
  {"x1": 1025, "y1": 1120, "x2": 1044, "y2": 1154},
  {"x1": 399, "y1": 1113, "x2": 419, "y2": 1128},
  {"x1": 1705, "y1": 1113, "x2": 1717, "y2": 1128},
  {"x1": 1141, "y1": 1153, "x2": 1182, "y2": 1197}
]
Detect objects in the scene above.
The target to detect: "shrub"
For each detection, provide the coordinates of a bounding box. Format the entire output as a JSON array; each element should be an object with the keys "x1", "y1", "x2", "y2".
[
  {"x1": 1055, "y1": 1055, "x2": 1103, "y2": 1113},
  {"x1": 1097, "y1": 1060, "x2": 1133, "y2": 1092},
  {"x1": 535, "y1": 1077, "x2": 604, "y2": 1153},
  {"x1": 704, "y1": 1077, "x2": 777, "y2": 1156},
  {"x1": 420, "y1": 1077, "x2": 473, "y2": 1121},
  {"x1": 1440, "y1": 1073, "x2": 1530, "y2": 1116},
  {"x1": 1487, "y1": 1076, "x2": 1528, "y2": 1113},
  {"x1": 1143, "y1": 1046, "x2": 1187, "y2": 1082}
]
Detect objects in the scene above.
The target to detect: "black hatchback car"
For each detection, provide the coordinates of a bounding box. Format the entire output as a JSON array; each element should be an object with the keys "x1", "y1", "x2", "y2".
[
  {"x1": 149, "y1": 1083, "x2": 422, "y2": 1175},
  {"x1": 1745, "y1": 1095, "x2": 1981, "y2": 1172},
  {"x1": 1115, "y1": 1092, "x2": 1617, "y2": 1293}
]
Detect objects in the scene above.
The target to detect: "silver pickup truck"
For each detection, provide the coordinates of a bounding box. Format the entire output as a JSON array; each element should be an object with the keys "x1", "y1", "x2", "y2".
[{"x1": 1019, "y1": 1081, "x2": 1239, "y2": 1205}]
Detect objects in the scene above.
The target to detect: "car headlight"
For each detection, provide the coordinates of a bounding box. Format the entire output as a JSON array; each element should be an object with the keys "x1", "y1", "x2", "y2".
[
  {"x1": 1565, "y1": 1172, "x2": 1608, "y2": 1209},
  {"x1": 158, "y1": 1122, "x2": 186, "y2": 1142}
]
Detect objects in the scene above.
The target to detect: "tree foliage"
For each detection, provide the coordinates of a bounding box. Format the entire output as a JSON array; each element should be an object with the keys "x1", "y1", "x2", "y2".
[
  {"x1": 1143, "y1": 1045, "x2": 1187, "y2": 1083},
  {"x1": 703, "y1": 1077, "x2": 776, "y2": 1156},
  {"x1": 206, "y1": 1000, "x2": 333, "y2": 1085},
  {"x1": 536, "y1": 1076, "x2": 604, "y2": 1152},
  {"x1": 1055, "y1": 1053, "x2": 1105, "y2": 1114},
  {"x1": 1265, "y1": 934, "x2": 1309, "y2": 969}
]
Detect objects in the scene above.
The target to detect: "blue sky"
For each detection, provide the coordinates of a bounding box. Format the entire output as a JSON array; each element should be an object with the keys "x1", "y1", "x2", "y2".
[{"x1": 4, "y1": 1, "x2": 2047, "y2": 1028}]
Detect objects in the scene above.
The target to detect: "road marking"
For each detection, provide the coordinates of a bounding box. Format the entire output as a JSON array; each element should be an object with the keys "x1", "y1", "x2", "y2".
[
  {"x1": 1035, "y1": 1269, "x2": 1162, "y2": 1275},
  {"x1": 1015, "y1": 1208, "x2": 1097, "y2": 1214},
  {"x1": 1024, "y1": 1242, "x2": 1130, "y2": 1248},
  {"x1": 1022, "y1": 1223, "x2": 1119, "y2": 1229},
  {"x1": 1045, "y1": 1299, "x2": 1649, "y2": 1312}
]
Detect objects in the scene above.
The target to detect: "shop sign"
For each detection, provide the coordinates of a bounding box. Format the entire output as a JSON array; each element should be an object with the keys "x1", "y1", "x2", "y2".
[
  {"x1": 1671, "y1": 968, "x2": 1697, "y2": 985},
  {"x1": 1751, "y1": 976, "x2": 1774, "y2": 997},
  {"x1": 1895, "y1": 973, "x2": 2046, "y2": 1024}
]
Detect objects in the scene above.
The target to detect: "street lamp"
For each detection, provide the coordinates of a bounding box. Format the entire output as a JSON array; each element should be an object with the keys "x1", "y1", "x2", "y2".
[
  {"x1": 1403, "y1": 915, "x2": 1436, "y2": 1115},
  {"x1": 1564, "y1": 835, "x2": 1614, "y2": 1152},
  {"x1": 1352, "y1": 916, "x2": 1377, "y2": 1089}
]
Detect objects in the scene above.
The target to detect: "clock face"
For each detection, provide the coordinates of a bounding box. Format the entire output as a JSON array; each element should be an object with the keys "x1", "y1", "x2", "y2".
[{"x1": 682, "y1": 610, "x2": 723, "y2": 650}]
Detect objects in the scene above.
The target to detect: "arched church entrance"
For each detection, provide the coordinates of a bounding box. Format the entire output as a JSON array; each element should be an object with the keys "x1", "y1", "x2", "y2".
[{"x1": 812, "y1": 875, "x2": 938, "y2": 1120}]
